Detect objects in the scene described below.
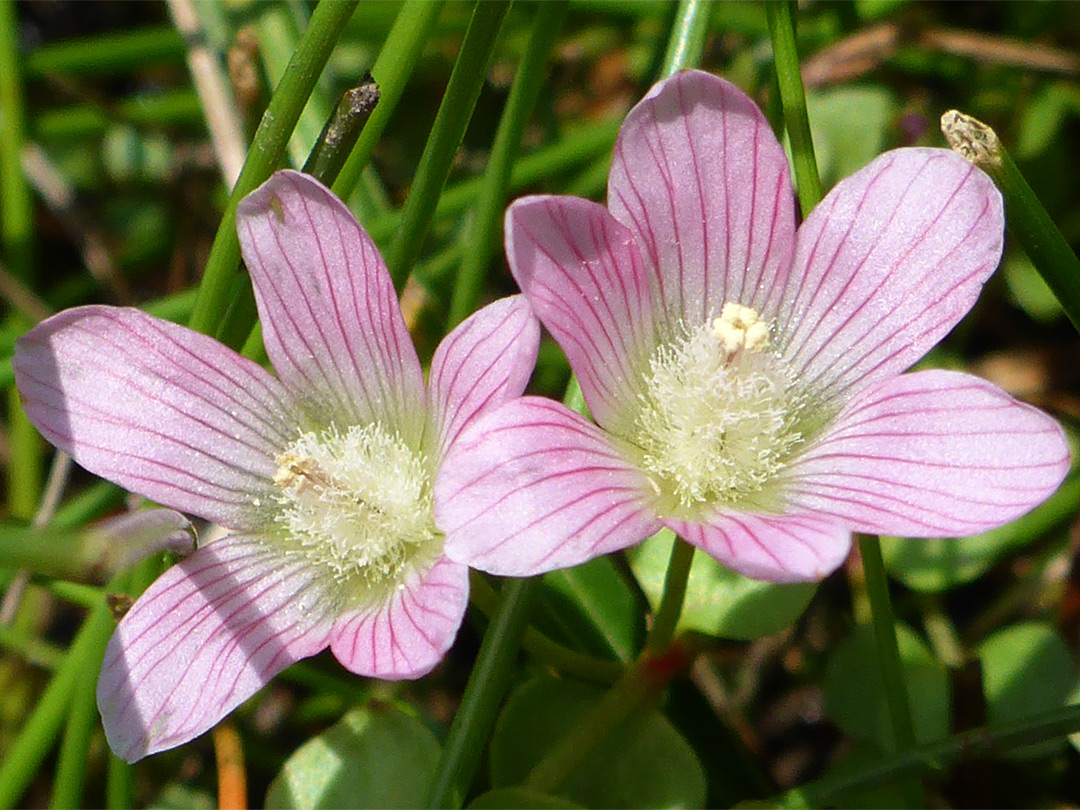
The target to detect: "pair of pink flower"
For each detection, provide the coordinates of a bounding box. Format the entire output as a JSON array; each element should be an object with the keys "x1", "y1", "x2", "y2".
[{"x1": 14, "y1": 71, "x2": 1068, "y2": 761}]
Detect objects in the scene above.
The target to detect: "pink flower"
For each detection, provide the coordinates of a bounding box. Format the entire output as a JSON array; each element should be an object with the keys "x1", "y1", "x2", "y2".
[
  {"x1": 13, "y1": 171, "x2": 539, "y2": 761},
  {"x1": 435, "y1": 70, "x2": 1069, "y2": 584}
]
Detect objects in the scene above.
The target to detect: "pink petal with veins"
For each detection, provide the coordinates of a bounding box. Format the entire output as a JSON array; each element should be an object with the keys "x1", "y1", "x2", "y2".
[
  {"x1": 98, "y1": 536, "x2": 335, "y2": 762},
  {"x1": 329, "y1": 555, "x2": 469, "y2": 680}
]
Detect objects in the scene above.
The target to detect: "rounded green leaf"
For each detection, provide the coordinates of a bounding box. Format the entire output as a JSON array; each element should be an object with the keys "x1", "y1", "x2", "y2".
[
  {"x1": 266, "y1": 702, "x2": 441, "y2": 809},
  {"x1": 490, "y1": 675, "x2": 706, "y2": 809},
  {"x1": 803, "y1": 86, "x2": 896, "y2": 188},
  {"x1": 979, "y1": 622, "x2": 1076, "y2": 758},
  {"x1": 1003, "y1": 251, "x2": 1065, "y2": 323},
  {"x1": 540, "y1": 556, "x2": 646, "y2": 661},
  {"x1": 825, "y1": 624, "x2": 949, "y2": 749},
  {"x1": 629, "y1": 529, "x2": 816, "y2": 639}
]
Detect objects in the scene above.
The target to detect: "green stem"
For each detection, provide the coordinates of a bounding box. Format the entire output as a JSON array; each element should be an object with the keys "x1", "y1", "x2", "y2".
[
  {"x1": 858, "y1": 536, "x2": 917, "y2": 753},
  {"x1": 524, "y1": 642, "x2": 694, "y2": 795},
  {"x1": 941, "y1": 110, "x2": 1080, "y2": 334},
  {"x1": 222, "y1": 75, "x2": 384, "y2": 354},
  {"x1": 470, "y1": 573, "x2": 623, "y2": 684},
  {"x1": 333, "y1": 0, "x2": 444, "y2": 201},
  {"x1": 105, "y1": 754, "x2": 135, "y2": 810},
  {"x1": 0, "y1": 1, "x2": 41, "y2": 521},
  {"x1": 0, "y1": 590, "x2": 115, "y2": 809},
  {"x1": 52, "y1": 579, "x2": 128, "y2": 809},
  {"x1": 645, "y1": 539, "x2": 694, "y2": 654},
  {"x1": 385, "y1": 0, "x2": 512, "y2": 293},
  {"x1": 448, "y1": 0, "x2": 568, "y2": 327},
  {"x1": 365, "y1": 120, "x2": 620, "y2": 246},
  {"x1": 187, "y1": 0, "x2": 359, "y2": 339},
  {"x1": 785, "y1": 703, "x2": 1080, "y2": 808},
  {"x1": 25, "y1": 26, "x2": 185, "y2": 77},
  {"x1": 766, "y1": 0, "x2": 821, "y2": 215},
  {"x1": 0, "y1": 624, "x2": 64, "y2": 669},
  {"x1": 660, "y1": 0, "x2": 711, "y2": 78},
  {"x1": 425, "y1": 577, "x2": 540, "y2": 809},
  {"x1": 858, "y1": 535, "x2": 922, "y2": 807}
]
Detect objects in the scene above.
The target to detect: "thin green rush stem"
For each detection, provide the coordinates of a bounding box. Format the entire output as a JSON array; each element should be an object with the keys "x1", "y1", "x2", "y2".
[
  {"x1": 858, "y1": 534, "x2": 922, "y2": 808},
  {"x1": 32, "y1": 88, "x2": 204, "y2": 140},
  {"x1": 660, "y1": 0, "x2": 711, "y2": 79},
  {"x1": 424, "y1": 577, "x2": 541, "y2": 809},
  {"x1": 333, "y1": 0, "x2": 444, "y2": 202},
  {"x1": 941, "y1": 110, "x2": 1080, "y2": 334},
  {"x1": 858, "y1": 536, "x2": 918, "y2": 753},
  {"x1": 187, "y1": 0, "x2": 359, "y2": 340},
  {"x1": 51, "y1": 577, "x2": 130, "y2": 810},
  {"x1": 0, "y1": 1, "x2": 41, "y2": 521},
  {"x1": 448, "y1": 0, "x2": 569, "y2": 328},
  {"x1": 103, "y1": 556, "x2": 160, "y2": 809},
  {"x1": 365, "y1": 120, "x2": 620, "y2": 246},
  {"x1": 0, "y1": 624, "x2": 64, "y2": 670},
  {"x1": 24, "y1": 26, "x2": 185, "y2": 77},
  {"x1": 385, "y1": 0, "x2": 512, "y2": 293},
  {"x1": 222, "y1": 76, "x2": 384, "y2": 355},
  {"x1": 782, "y1": 703, "x2": 1080, "y2": 808},
  {"x1": 766, "y1": 0, "x2": 821, "y2": 215},
  {"x1": 0, "y1": 587, "x2": 115, "y2": 809},
  {"x1": 105, "y1": 753, "x2": 135, "y2": 810}
]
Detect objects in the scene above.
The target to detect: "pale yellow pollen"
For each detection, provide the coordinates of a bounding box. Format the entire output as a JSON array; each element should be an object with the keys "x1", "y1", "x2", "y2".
[
  {"x1": 635, "y1": 303, "x2": 805, "y2": 512},
  {"x1": 711, "y1": 303, "x2": 770, "y2": 354},
  {"x1": 271, "y1": 424, "x2": 437, "y2": 588}
]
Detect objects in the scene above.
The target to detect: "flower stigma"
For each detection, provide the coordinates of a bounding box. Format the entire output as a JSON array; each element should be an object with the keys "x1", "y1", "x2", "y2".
[
  {"x1": 634, "y1": 303, "x2": 808, "y2": 512},
  {"x1": 272, "y1": 423, "x2": 438, "y2": 590}
]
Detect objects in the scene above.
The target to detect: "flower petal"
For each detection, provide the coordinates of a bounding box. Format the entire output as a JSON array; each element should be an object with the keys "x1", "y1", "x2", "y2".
[
  {"x1": 329, "y1": 555, "x2": 469, "y2": 680},
  {"x1": 786, "y1": 369, "x2": 1070, "y2": 537},
  {"x1": 505, "y1": 196, "x2": 656, "y2": 432},
  {"x1": 436, "y1": 396, "x2": 662, "y2": 576},
  {"x1": 665, "y1": 511, "x2": 851, "y2": 583},
  {"x1": 428, "y1": 295, "x2": 539, "y2": 459},
  {"x1": 14, "y1": 306, "x2": 293, "y2": 529},
  {"x1": 607, "y1": 70, "x2": 797, "y2": 325},
  {"x1": 777, "y1": 148, "x2": 1003, "y2": 402},
  {"x1": 97, "y1": 536, "x2": 335, "y2": 762},
  {"x1": 238, "y1": 170, "x2": 426, "y2": 437}
]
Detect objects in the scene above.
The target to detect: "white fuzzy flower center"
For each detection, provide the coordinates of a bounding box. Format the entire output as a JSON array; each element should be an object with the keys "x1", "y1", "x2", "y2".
[
  {"x1": 634, "y1": 304, "x2": 807, "y2": 510},
  {"x1": 273, "y1": 423, "x2": 438, "y2": 585}
]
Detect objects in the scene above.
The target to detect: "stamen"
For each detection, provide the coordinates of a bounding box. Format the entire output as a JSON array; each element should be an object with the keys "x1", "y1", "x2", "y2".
[
  {"x1": 272, "y1": 423, "x2": 438, "y2": 588},
  {"x1": 634, "y1": 304, "x2": 806, "y2": 512}
]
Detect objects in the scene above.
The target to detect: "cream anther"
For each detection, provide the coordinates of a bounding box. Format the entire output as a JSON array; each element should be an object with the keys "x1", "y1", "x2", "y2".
[{"x1": 711, "y1": 302, "x2": 770, "y2": 353}]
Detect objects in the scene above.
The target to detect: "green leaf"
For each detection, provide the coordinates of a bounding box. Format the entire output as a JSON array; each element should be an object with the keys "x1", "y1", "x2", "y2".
[
  {"x1": 979, "y1": 622, "x2": 1077, "y2": 758},
  {"x1": 628, "y1": 528, "x2": 816, "y2": 639},
  {"x1": 803, "y1": 86, "x2": 896, "y2": 189},
  {"x1": 824, "y1": 624, "x2": 949, "y2": 749},
  {"x1": 1017, "y1": 81, "x2": 1080, "y2": 161},
  {"x1": 540, "y1": 556, "x2": 645, "y2": 661},
  {"x1": 1003, "y1": 250, "x2": 1065, "y2": 322},
  {"x1": 266, "y1": 702, "x2": 441, "y2": 809},
  {"x1": 468, "y1": 788, "x2": 584, "y2": 809},
  {"x1": 821, "y1": 742, "x2": 911, "y2": 809},
  {"x1": 854, "y1": 0, "x2": 907, "y2": 20},
  {"x1": 882, "y1": 473, "x2": 1080, "y2": 592},
  {"x1": 490, "y1": 675, "x2": 706, "y2": 809}
]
